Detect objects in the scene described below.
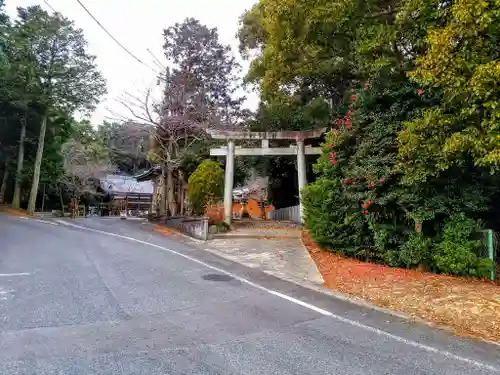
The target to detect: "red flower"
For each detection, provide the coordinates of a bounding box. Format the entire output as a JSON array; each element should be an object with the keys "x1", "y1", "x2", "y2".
[
  {"x1": 364, "y1": 210, "x2": 369, "y2": 214},
  {"x1": 417, "y1": 89, "x2": 424, "y2": 96},
  {"x1": 329, "y1": 152, "x2": 335, "y2": 159},
  {"x1": 348, "y1": 111, "x2": 353, "y2": 115},
  {"x1": 332, "y1": 159, "x2": 337, "y2": 165},
  {"x1": 345, "y1": 125, "x2": 352, "y2": 130},
  {"x1": 362, "y1": 202, "x2": 369, "y2": 208},
  {"x1": 336, "y1": 119, "x2": 343, "y2": 124},
  {"x1": 351, "y1": 95, "x2": 357, "y2": 101},
  {"x1": 364, "y1": 82, "x2": 369, "y2": 89},
  {"x1": 379, "y1": 177, "x2": 385, "y2": 183},
  {"x1": 345, "y1": 120, "x2": 352, "y2": 125},
  {"x1": 368, "y1": 199, "x2": 373, "y2": 205},
  {"x1": 344, "y1": 115, "x2": 350, "y2": 120},
  {"x1": 328, "y1": 143, "x2": 333, "y2": 148},
  {"x1": 344, "y1": 179, "x2": 351, "y2": 184}
]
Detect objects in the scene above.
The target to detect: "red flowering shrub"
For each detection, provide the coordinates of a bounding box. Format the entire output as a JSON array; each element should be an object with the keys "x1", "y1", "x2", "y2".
[
  {"x1": 304, "y1": 79, "x2": 438, "y2": 264},
  {"x1": 303, "y1": 78, "x2": 495, "y2": 276}
]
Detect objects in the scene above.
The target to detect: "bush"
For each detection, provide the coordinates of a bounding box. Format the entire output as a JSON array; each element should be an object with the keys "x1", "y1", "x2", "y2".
[
  {"x1": 434, "y1": 214, "x2": 494, "y2": 277},
  {"x1": 302, "y1": 178, "x2": 372, "y2": 257},
  {"x1": 398, "y1": 232, "x2": 433, "y2": 269},
  {"x1": 187, "y1": 160, "x2": 224, "y2": 215}
]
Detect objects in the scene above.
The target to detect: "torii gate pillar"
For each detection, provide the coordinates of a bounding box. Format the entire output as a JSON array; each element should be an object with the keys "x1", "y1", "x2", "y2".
[
  {"x1": 296, "y1": 140, "x2": 307, "y2": 220},
  {"x1": 223, "y1": 140, "x2": 235, "y2": 224}
]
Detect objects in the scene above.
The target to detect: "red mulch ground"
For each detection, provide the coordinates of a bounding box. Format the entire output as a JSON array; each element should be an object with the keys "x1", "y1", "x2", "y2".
[
  {"x1": 153, "y1": 224, "x2": 181, "y2": 237},
  {"x1": 302, "y1": 230, "x2": 500, "y2": 343},
  {"x1": 0, "y1": 205, "x2": 31, "y2": 217}
]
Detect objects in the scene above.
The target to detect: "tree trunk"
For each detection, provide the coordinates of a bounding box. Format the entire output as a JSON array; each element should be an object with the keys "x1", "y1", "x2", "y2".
[
  {"x1": 178, "y1": 170, "x2": 185, "y2": 216},
  {"x1": 152, "y1": 179, "x2": 158, "y2": 215},
  {"x1": 12, "y1": 117, "x2": 27, "y2": 209},
  {"x1": 41, "y1": 184, "x2": 46, "y2": 212},
  {"x1": 0, "y1": 161, "x2": 8, "y2": 204},
  {"x1": 59, "y1": 187, "x2": 65, "y2": 215},
  {"x1": 166, "y1": 168, "x2": 177, "y2": 216},
  {"x1": 160, "y1": 164, "x2": 167, "y2": 216},
  {"x1": 27, "y1": 116, "x2": 47, "y2": 214}
]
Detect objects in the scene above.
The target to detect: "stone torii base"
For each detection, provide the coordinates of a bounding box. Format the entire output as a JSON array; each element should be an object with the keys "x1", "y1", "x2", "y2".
[{"x1": 208, "y1": 128, "x2": 325, "y2": 225}]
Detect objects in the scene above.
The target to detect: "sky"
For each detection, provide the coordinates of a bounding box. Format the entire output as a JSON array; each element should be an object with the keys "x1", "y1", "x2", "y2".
[{"x1": 4, "y1": 0, "x2": 259, "y2": 124}]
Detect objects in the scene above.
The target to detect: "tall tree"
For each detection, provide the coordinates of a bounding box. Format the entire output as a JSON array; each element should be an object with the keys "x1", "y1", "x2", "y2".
[
  {"x1": 398, "y1": 0, "x2": 500, "y2": 182},
  {"x1": 121, "y1": 18, "x2": 245, "y2": 216},
  {"x1": 0, "y1": 8, "x2": 25, "y2": 207},
  {"x1": 118, "y1": 74, "x2": 208, "y2": 216},
  {"x1": 97, "y1": 121, "x2": 151, "y2": 174},
  {"x1": 10, "y1": 6, "x2": 106, "y2": 213},
  {"x1": 60, "y1": 120, "x2": 112, "y2": 199},
  {"x1": 163, "y1": 18, "x2": 246, "y2": 129}
]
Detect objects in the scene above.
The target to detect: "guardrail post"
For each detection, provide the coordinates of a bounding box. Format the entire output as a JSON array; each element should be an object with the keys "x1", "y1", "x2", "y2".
[{"x1": 487, "y1": 229, "x2": 495, "y2": 281}]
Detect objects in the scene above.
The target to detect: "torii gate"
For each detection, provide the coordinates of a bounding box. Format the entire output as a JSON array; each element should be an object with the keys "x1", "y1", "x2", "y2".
[{"x1": 208, "y1": 128, "x2": 325, "y2": 225}]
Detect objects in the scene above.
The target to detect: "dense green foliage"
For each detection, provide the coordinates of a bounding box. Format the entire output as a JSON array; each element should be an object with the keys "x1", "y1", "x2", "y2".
[
  {"x1": 0, "y1": 4, "x2": 106, "y2": 212},
  {"x1": 434, "y1": 214, "x2": 494, "y2": 278},
  {"x1": 187, "y1": 160, "x2": 224, "y2": 215},
  {"x1": 239, "y1": 0, "x2": 500, "y2": 277},
  {"x1": 399, "y1": 0, "x2": 500, "y2": 181}
]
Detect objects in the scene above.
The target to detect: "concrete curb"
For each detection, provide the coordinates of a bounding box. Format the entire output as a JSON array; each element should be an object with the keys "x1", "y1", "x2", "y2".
[{"x1": 211, "y1": 234, "x2": 300, "y2": 240}]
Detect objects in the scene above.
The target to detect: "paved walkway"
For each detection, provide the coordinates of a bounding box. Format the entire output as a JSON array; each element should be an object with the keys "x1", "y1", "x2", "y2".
[{"x1": 169, "y1": 223, "x2": 324, "y2": 286}]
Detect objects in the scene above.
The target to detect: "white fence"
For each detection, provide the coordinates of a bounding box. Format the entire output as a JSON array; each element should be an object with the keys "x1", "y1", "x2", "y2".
[{"x1": 269, "y1": 205, "x2": 301, "y2": 224}]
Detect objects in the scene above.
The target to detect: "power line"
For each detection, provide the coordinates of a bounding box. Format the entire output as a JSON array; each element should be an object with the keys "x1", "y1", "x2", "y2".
[
  {"x1": 73, "y1": 0, "x2": 158, "y2": 73},
  {"x1": 146, "y1": 48, "x2": 166, "y2": 71},
  {"x1": 43, "y1": 0, "x2": 58, "y2": 13}
]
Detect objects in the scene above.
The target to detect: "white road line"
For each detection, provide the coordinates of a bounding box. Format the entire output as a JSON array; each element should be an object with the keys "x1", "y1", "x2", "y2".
[
  {"x1": 268, "y1": 291, "x2": 499, "y2": 372},
  {"x1": 0, "y1": 273, "x2": 30, "y2": 277},
  {"x1": 268, "y1": 290, "x2": 334, "y2": 316},
  {"x1": 14, "y1": 216, "x2": 58, "y2": 225},
  {"x1": 34, "y1": 219, "x2": 58, "y2": 225},
  {"x1": 54, "y1": 220, "x2": 500, "y2": 373}
]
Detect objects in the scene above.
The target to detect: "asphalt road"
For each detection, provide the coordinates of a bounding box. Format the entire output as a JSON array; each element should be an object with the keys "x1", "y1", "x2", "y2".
[{"x1": 1, "y1": 214, "x2": 499, "y2": 375}]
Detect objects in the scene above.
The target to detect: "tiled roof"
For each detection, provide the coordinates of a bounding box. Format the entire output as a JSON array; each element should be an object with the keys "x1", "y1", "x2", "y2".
[{"x1": 101, "y1": 174, "x2": 153, "y2": 194}]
